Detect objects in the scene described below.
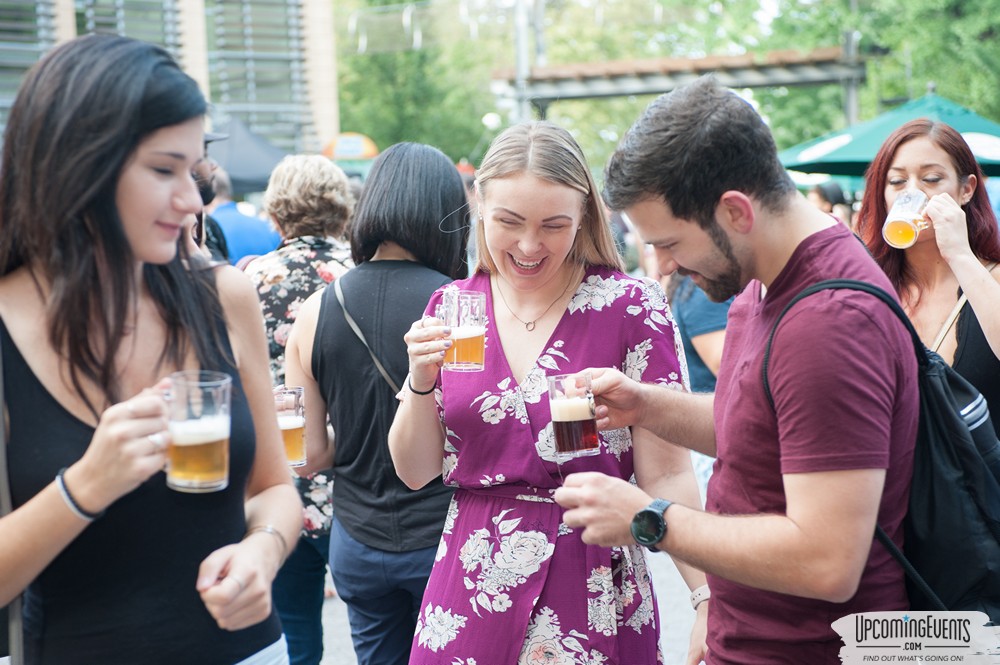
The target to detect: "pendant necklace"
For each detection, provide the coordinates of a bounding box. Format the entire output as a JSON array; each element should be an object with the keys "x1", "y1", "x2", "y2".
[{"x1": 495, "y1": 268, "x2": 578, "y2": 332}]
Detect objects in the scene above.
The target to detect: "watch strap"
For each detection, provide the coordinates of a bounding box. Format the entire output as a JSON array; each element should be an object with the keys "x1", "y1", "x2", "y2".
[{"x1": 690, "y1": 583, "x2": 711, "y2": 610}]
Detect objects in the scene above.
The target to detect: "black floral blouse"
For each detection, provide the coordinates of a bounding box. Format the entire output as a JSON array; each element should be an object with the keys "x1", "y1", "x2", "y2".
[{"x1": 245, "y1": 235, "x2": 353, "y2": 537}]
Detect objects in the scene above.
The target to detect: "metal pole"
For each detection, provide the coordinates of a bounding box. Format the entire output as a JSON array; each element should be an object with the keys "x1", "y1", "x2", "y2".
[
  {"x1": 844, "y1": 29, "x2": 859, "y2": 126},
  {"x1": 514, "y1": 0, "x2": 531, "y2": 122},
  {"x1": 844, "y1": 0, "x2": 859, "y2": 126}
]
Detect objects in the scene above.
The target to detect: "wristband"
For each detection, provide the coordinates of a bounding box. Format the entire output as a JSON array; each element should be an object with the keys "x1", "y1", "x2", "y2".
[
  {"x1": 55, "y1": 467, "x2": 105, "y2": 522},
  {"x1": 408, "y1": 375, "x2": 435, "y2": 396},
  {"x1": 690, "y1": 584, "x2": 711, "y2": 610},
  {"x1": 244, "y1": 524, "x2": 289, "y2": 561}
]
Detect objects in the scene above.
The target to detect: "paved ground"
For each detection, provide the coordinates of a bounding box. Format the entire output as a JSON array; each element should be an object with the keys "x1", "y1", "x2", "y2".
[{"x1": 319, "y1": 551, "x2": 696, "y2": 665}]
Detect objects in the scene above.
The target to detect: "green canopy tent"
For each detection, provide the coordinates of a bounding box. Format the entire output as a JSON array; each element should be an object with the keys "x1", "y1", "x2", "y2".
[{"x1": 779, "y1": 94, "x2": 1000, "y2": 177}]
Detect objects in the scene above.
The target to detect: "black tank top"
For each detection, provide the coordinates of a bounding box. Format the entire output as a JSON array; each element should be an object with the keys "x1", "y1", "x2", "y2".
[
  {"x1": 953, "y1": 301, "x2": 1000, "y2": 436},
  {"x1": 1, "y1": 318, "x2": 281, "y2": 665},
  {"x1": 313, "y1": 261, "x2": 454, "y2": 552}
]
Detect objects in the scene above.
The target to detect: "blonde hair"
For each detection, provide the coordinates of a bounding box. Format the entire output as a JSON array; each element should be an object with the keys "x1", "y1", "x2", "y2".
[
  {"x1": 473, "y1": 121, "x2": 623, "y2": 274},
  {"x1": 263, "y1": 154, "x2": 355, "y2": 239}
]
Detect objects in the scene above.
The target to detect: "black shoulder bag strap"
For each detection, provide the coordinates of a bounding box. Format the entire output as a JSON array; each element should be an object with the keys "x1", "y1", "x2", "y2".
[
  {"x1": 0, "y1": 339, "x2": 26, "y2": 664},
  {"x1": 761, "y1": 278, "x2": 947, "y2": 611},
  {"x1": 334, "y1": 278, "x2": 402, "y2": 394}
]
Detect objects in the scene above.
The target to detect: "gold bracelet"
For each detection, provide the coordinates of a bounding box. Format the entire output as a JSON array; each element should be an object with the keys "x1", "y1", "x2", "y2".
[{"x1": 244, "y1": 524, "x2": 289, "y2": 561}]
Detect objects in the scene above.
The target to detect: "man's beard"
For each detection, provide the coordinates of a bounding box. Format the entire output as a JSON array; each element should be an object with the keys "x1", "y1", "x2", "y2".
[{"x1": 695, "y1": 222, "x2": 743, "y2": 302}]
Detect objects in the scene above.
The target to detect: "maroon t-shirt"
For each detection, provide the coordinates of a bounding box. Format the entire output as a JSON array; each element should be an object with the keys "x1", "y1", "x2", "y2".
[{"x1": 706, "y1": 224, "x2": 918, "y2": 664}]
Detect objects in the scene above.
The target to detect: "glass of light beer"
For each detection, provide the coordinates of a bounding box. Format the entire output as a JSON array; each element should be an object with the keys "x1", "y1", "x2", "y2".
[
  {"x1": 276, "y1": 386, "x2": 306, "y2": 467},
  {"x1": 547, "y1": 372, "x2": 599, "y2": 462},
  {"x1": 441, "y1": 290, "x2": 486, "y2": 372},
  {"x1": 882, "y1": 189, "x2": 929, "y2": 249},
  {"x1": 166, "y1": 370, "x2": 231, "y2": 493}
]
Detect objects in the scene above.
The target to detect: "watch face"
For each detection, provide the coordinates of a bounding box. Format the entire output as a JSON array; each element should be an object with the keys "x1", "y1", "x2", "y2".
[{"x1": 632, "y1": 508, "x2": 664, "y2": 546}]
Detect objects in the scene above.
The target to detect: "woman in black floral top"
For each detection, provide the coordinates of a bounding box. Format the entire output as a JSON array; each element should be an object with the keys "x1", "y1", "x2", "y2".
[{"x1": 244, "y1": 154, "x2": 354, "y2": 665}]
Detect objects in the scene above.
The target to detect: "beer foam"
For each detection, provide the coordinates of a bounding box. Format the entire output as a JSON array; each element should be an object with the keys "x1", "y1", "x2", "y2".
[
  {"x1": 278, "y1": 414, "x2": 305, "y2": 430},
  {"x1": 450, "y1": 325, "x2": 485, "y2": 340},
  {"x1": 550, "y1": 397, "x2": 593, "y2": 421},
  {"x1": 168, "y1": 416, "x2": 230, "y2": 445}
]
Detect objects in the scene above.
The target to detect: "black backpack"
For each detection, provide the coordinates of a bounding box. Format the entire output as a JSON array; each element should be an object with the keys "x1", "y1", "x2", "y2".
[{"x1": 762, "y1": 279, "x2": 1000, "y2": 621}]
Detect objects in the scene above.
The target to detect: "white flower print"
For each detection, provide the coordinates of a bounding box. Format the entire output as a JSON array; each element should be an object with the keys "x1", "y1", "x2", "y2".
[
  {"x1": 435, "y1": 538, "x2": 448, "y2": 563},
  {"x1": 622, "y1": 545, "x2": 657, "y2": 634},
  {"x1": 482, "y1": 408, "x2": 504, "y2": 424},
  {"x1": 535, "y1": 425, "x2": 558, "y2": 463},
  {"x1": 519, "y1": 366, "x2": 550, "y2": 400},
  {"x1": 601, "y1": 427, "x2": 632, "y2": 462},
  {"x1": 460, "y1": 509, "x2": 556, "y2": 617},
  {"x1": 517, "y1": 607, "x2": 609, "y2": 665},
  {"x1": 442, "y1": 438, "x2": 459, "y2": 484},
  {"x1": 491, "y1": 593, "x2": 512, "y2": 612},
  {"x1": 472, "y1": 372, "x2": 545, "y2": 427},
  {"x1": 494, "y1": 530, "x2": 553, "y2": 575},
  {"x1": 415, "y1": 604, "x2": 468, "y2": 652},
  {"x1": 568, "y1": 275, "x2": 627, "y2": 314},
  {"x1": 623, "y1": 278, "x2": 674, "y2": 333},
  {"x1": 623, "y1": 339, "x2": 653, "y2": 383},
  {"x1": 586, "y1": 566, "x2": 616, "y2": 637},
  {"x1": 459, "y1": 529, "x2": 493, "y2": 571}
]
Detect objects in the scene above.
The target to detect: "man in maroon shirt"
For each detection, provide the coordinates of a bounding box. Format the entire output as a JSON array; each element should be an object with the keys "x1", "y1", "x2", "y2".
[{"x1": 554, "y1": 76, "x2": 919, "y2": 664}]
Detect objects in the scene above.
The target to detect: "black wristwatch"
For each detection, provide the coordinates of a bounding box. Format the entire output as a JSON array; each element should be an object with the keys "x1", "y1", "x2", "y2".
[{"x1": 630, "y1": 498, "x2": 673, "y2": 552}]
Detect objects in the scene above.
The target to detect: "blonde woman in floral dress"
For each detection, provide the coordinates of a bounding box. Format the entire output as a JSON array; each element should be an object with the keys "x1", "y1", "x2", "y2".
[{"x1": 389, "y1": 122, "x2": 708, "y2": 665}]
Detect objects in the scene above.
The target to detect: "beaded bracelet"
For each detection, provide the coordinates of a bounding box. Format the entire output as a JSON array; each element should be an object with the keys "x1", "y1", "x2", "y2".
[
  {"x1": 407, "y1": 375, "x2": 435, "y2": 396},
  {"x1": 55, "y1": 467, "x2": 105, "y2": 522},
  {"x1": 244, "y1": 524, "x2": 289, "y2": 561}
]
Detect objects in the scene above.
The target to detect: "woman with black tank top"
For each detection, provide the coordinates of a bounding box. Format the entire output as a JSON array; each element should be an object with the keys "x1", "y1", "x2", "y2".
[
  {"x1": 0, "y1": 35, "x2": 301, "y2": 664},
  {"x1": 284, "y1": 142, "x2": 469, "y2": 665},
  {"x1": 858, "y1": 120, "x2": 1000, "y2": 432}
]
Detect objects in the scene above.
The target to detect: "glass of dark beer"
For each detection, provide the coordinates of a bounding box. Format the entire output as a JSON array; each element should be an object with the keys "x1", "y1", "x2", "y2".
[{"x1": 547, "y1": 372, "x2": 599, "y2": 462}]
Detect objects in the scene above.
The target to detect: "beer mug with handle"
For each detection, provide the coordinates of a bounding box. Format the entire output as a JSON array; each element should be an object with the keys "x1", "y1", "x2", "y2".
[
  {"x1": 882, "y1": 190, "x2": 929, "y2": 249},
  {"x1": 166, "y1": 370, "x2": 232, "y2": 493},
  {"x1": 547, "y1": 372, "x2": 599, "y2": 462},
  {"x1": 275, "y1": 386, "x2": 306, "y2": 467},
  {"x1": 441, "y1": 290, "x2": 486, "y2": 372}
]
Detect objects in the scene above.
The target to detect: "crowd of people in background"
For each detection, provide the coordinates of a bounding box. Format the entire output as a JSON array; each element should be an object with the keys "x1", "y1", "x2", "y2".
[{"x1": 2, "y1": 31, "x2": 1000, "y2": 665}]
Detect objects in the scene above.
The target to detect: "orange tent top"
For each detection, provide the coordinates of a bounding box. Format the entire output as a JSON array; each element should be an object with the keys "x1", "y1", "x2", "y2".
[{"x1": 323, "y1": 132, "x2": 379, "y2": 160}]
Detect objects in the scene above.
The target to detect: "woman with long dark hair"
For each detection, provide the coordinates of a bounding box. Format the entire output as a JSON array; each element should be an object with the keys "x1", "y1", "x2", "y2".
[
  {"x1": 284, "y1": 142, "x2": 469, "y2": 664},
  {"x1": 0, "y1": 35, "x2": 300, "y2": 664},
  {"x1": 857, "y1": 119, "x2": 1000, "y2": 430}
]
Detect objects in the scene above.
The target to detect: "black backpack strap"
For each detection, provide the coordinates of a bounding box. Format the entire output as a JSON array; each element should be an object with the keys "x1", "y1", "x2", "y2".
[
  {"x1": 761, "y1": 278, "x2": 947, "y2": 612},
  {"x1": 762, "y1": 279, "x2": 926, "y2": 412},
  {"x1": 874, "y1": 524, "x2": 948, "y2": 611}
]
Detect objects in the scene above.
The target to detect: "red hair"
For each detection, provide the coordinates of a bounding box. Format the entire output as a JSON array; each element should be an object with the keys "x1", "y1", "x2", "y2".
[{"x1": 857, "y1": 119, "x2": 1000, "y2": 294}]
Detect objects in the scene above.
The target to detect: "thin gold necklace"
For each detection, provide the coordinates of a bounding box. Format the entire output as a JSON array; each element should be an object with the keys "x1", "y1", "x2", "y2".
[{"x1": 495, "y1": 268, "x2": 578, "y2": 332}]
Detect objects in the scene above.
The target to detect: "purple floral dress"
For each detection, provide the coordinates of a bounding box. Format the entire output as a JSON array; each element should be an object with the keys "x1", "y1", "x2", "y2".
[{"x1": 410, "y1": 266, "x2": 686, "y2": 665}]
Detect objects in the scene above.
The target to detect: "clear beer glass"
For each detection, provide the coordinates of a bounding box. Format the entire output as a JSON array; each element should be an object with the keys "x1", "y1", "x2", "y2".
[
  {"x1": 882, "y1": 190, "x2": 929, "y2": 249},
  {"x1": 441, "y1": 290, "x2": 486, "y2": 372},
  {"x1": 166, "y1": 370, "x2": 232, "y2": 493},
  {"x1": 547, "y1": 372, "x2": 599, "y2": 462},
  {"x1": 276, "y1": 386, "x2": 306, "y2": 467}
]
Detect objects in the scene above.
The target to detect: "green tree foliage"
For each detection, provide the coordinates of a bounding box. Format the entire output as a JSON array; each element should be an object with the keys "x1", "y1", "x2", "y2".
[
  {"x1": 335, "y1": 0, "x2": 1000, "y2": 173},
  {"x1": 336, "y1": 0, "x2": 504, "y2": 162}
]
